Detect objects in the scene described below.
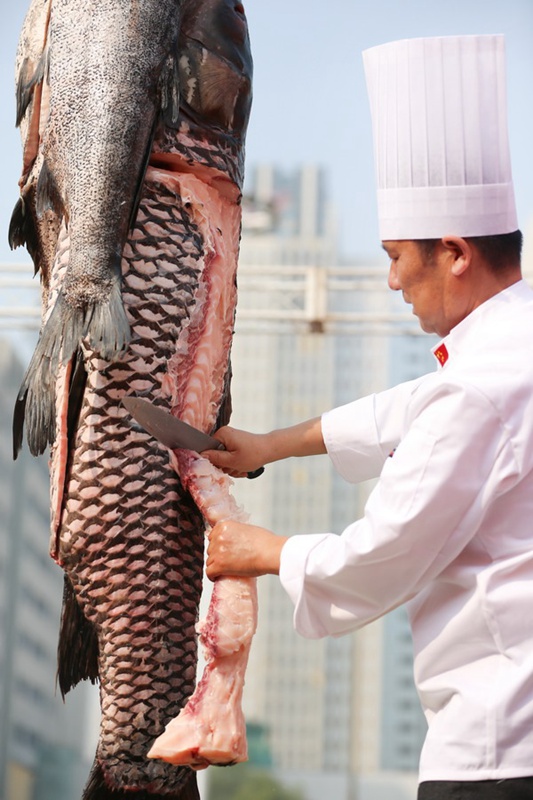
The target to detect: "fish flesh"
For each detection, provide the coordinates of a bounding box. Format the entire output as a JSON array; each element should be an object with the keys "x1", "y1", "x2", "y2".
[
  {"x1": 148, "y1": 452, "x2": 258, "y2": 769},
  {"x1": 10, "y1": 0, "x2": 253, "y2": 797}
]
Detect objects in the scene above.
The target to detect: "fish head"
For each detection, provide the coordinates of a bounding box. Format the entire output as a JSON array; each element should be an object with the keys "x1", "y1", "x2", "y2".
[
  {"x1": 178, "y1": 0, "x2": 253, "y2": 137},
  {"x1": 181, "y1": 0, "x2": 252, "y2": 71}
]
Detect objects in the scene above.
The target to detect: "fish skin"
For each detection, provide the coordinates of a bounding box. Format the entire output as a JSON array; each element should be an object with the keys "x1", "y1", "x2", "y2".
[
  {"x1": 11, "y1": 0, "x2": 253, "y2": 798},
  {"x1": 41, "y1": 0, "x2": 182, "y2": 309},
  {"x1": 12, "y1": 0, "x2": 186, "y2": 459}
]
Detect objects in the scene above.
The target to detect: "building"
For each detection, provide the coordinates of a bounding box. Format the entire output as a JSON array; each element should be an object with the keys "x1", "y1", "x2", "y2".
[{"x1": 223, "y1": 164, "x2": 430, "y2": 800}]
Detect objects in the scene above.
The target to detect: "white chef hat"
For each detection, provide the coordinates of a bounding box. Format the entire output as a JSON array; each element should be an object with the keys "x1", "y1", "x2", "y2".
[{"x1": 363, "y1": 34, "x2": 518, "y2": 240}]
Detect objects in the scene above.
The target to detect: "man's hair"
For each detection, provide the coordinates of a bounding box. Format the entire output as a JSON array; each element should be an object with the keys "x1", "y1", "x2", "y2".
[{"x1": 416, "y1": 230, "x2": 523, "y2": 272}]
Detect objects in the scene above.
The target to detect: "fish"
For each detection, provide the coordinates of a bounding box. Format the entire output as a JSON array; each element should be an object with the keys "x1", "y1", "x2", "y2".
[
  {"x1": 11, "y1": 0, "x2": 185, "y2": 454},
  {"x1": 10, "y1": 0, "x2": 253, "y2": 798}
]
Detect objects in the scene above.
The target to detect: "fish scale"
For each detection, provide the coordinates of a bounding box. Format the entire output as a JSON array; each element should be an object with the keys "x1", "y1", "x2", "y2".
[
  {"x1": 52, "y1": 181, "x2": 213, "y2": 794},
  {"x1": 155, "y1": 129, "x2": 245, "y2": 188}
]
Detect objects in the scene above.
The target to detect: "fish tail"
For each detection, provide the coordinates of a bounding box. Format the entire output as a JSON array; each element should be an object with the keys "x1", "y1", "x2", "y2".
[
  {"x1": 82, "y1": 760, "x2": 200, "y2": 800},
  {"x1": 13, "y1": 273, "x2": 130, "y2": 458},
  {"x1": 57, "y1": 575, "x2": 99, "y2": 698},
  {"x1": 80, "y1": 263, "x2": 131, "y2": 359}
]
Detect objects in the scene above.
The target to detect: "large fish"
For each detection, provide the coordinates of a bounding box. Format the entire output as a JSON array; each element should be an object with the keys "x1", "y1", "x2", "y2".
[{"x1": 10, "y1": 0, "x2": 253, "y2": 798}]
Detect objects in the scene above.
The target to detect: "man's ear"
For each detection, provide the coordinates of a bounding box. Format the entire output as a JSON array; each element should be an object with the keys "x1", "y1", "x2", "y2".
[{"x1": 440, "y1": 236, "x2": 472, "y2": 276}]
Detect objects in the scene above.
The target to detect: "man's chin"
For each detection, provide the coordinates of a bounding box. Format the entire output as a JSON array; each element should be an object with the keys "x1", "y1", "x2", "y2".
[{"x1": 417, "y1": 317, "x2": 435, "y2": 335}]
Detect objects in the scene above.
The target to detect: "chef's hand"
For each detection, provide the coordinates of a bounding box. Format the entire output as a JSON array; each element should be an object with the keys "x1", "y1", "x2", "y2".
[
  {"x1": 203, "y1": 427, "x2": 270, "y2": 478},
  {"x1": 206, "y1": 519, "x2": 288, "y2": 579},
  {"x1": 203, "y1": 417, "x2": 326, "y2": 478}
]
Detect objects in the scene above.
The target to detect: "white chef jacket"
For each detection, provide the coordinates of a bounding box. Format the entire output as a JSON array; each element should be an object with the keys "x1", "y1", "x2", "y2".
[{"x1": 279, "y1": 279, "x2": 533, "y2": 782}]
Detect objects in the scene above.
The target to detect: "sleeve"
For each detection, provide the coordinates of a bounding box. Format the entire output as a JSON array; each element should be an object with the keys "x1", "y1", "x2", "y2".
[
  {"x1": 279, "y1": 378, "x2": 517, "y2": 639},
  {"x1": 321, "y1": 376, "x2": 427, "y2": 483}
]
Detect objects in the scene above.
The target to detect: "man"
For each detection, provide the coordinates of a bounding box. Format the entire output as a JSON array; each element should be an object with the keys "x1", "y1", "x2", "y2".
[{"x1": 205, "y1": 35, "x2": 533, "y2": 799}]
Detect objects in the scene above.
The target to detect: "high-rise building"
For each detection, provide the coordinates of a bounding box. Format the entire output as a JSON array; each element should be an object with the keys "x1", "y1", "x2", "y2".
[{"x1": 224, "y1": 164, "x2": 430, "y2": 800}]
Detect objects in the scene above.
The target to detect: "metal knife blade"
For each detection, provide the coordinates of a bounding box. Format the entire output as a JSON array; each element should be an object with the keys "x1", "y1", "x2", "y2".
[
  {"x1": 122, "y1": 397, "x2": 264, "y2": 479},
  {"x1": 122, "y1": 397, "x2": 224, "y2": 452}
]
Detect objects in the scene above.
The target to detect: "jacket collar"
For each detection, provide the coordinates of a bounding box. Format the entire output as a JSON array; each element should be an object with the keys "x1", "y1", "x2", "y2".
[{"x1": 431, "y1": 279, "x2": 529, "y2": 369}]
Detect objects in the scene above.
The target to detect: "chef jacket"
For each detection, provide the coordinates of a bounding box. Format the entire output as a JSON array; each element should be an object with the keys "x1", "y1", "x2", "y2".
[{"x1": 279, "y1": 279, "x2": 533, "y2": 782}]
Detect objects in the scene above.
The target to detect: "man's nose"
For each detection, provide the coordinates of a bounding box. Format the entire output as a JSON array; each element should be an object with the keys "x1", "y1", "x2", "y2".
[{"x1": 388, "y1": 262, "x2": 400, "y2": 291}]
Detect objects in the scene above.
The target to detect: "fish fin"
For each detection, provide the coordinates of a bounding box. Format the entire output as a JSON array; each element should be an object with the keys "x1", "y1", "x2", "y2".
[
  {"x1": 35, "y1": 158, "x2": 65, "y2": 220},
  {"x1": 57, "y1": 575, "x2": 99, "y2": 698},
  {"x1": 12, "y1": 384, "x2": 28, "y2": 461},
  {"x1": 128, "y1": 53, "x2": 180, "y2": 233},
  {"x1": 14, "y1": 280, "x2": 130, "y2": 458},
  {"x1": 13, "y1": 294, "x2": 67, "y2": 458},
  {"x1": 160, "y1": 54, "x2": 181, "y2": 129},
  {"x1": 129, "y1": 55, "x2": 179, "y2": 231},
  {"x1": 13, "y1": 316, "x2": 60, "y2": 458},
  {"x1": 128, "y1": 117, "x2": 158, "y2": 232},
  {"x1": 67, "y1": 347, "x2": 88, "y2": 443},
  {"x1": 81, "y1": 266, "x2": 131, "y2": 357},
  {"x1": 178, "y1": 42, "x2": 249, "y2": 132},
  {"x1": 8, "y1": 196, "x2": 40, "y2": 272},
  {"x1": 15, "y1": 48, "x2": 49, "y2": 127},
  {"x1": 82, "y1": 760, "x2": 199, "y2": 800}
]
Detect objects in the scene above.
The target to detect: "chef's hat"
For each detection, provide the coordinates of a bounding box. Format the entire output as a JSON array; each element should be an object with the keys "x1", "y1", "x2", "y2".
[{"x1": 363, "y1": 34, "x2": 518, "y2": 240}]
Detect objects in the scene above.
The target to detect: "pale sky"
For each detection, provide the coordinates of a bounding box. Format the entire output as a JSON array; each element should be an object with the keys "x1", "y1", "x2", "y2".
[{"x1": 1, "y1": 0, "x2": 532, "y2": 266}]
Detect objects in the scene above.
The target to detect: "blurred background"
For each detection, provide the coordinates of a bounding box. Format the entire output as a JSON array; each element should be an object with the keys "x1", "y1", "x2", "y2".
[{"x1": 1, "y1": 2, "x2": 533, "y2": 799}]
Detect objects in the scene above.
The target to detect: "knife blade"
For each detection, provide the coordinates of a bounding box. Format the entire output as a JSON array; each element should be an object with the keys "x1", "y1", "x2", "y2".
[{"x1": 122, "y1": 397, "x2": 264, "y2": 479}]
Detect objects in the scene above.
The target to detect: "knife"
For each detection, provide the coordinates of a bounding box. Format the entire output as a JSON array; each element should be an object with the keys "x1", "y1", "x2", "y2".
[{"x1": 122, "y1": 396, "x2": 264, "y2": 479}]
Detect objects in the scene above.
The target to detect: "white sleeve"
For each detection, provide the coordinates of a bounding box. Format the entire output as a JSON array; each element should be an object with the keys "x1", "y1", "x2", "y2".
[
  {"x1": 280, "y1": 377, "x2": 517, "y2": 639},
  {"x1": 321, "y1": 376, "x2": 426, "y2": 483}
]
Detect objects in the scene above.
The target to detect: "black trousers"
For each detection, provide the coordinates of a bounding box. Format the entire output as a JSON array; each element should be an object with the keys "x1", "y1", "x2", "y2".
[{"x1": 418, "y1": 779, "x2": 533, "y2": 799}]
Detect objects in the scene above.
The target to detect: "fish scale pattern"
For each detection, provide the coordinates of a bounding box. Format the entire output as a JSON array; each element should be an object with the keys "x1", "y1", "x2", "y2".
[
  {"x1": 52, "y1": 178, "x2": 214, "y2": 794},
  {"x1": 156, "y1": 126, "x2": 245, "y2": 188}
]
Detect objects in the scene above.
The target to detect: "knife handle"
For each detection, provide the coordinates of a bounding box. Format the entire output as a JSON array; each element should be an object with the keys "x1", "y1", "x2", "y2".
[{"x1": 246, "y1": 467, "x2": 265, "y2": 480}]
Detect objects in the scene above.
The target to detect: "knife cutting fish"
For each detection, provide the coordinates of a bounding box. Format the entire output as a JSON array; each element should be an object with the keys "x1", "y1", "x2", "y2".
[{"x1": 122, "y1": 396, "x2": 264, "y2": 479}]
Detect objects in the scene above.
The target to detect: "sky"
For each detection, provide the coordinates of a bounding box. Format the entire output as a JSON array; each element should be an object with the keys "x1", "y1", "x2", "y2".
[{"x1": 1, "y1": 0, "x2": 533, "y2": 268}]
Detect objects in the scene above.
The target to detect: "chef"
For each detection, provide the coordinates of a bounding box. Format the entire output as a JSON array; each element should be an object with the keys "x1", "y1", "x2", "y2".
[{"x1": 205, "y1": 35, "x2": 533, "y2": 799}]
